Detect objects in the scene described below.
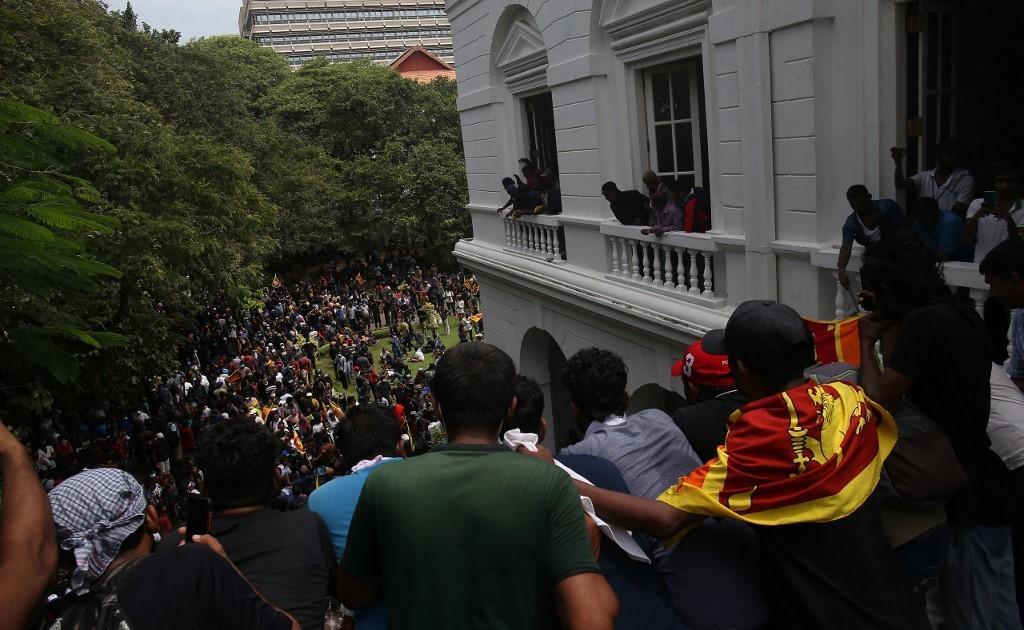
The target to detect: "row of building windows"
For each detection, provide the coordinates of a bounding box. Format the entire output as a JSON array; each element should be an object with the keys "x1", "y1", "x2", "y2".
[
  {"x1": 252, "y1": 8, "x2": 446, "y2": 25},
  {"x1": 256, "y1": 29, "x2": 450, "y2": 46},
  {"x1": 286, "y1": 46, "x2": 454, "y2": 66}
]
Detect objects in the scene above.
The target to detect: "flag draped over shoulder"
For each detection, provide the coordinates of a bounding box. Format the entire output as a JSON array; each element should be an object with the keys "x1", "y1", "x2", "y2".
[
  {"x1": 658, "y1": 380, "x2": 896, "y2": 526},
  {"x1": 802, "y1": 316, "x2": 862, "y2": 367}
]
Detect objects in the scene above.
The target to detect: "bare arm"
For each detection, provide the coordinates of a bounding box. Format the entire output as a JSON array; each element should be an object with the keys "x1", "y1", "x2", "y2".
[
  {"x1": 554, "y1": 571, "x2": 619, "y2": 630},
  {"x1": 858, "y1": 317, "x2": 913, "y2": 411},
  {"x1": 0, "y1": 422, "x2": 57, "y2": 630},
  {"x1": 573, "y1": 480, "x2": 702, "y2": 540},
  {"x1": 891, "y1": 147, "x2": 915, "y2": 193},
  {"x1": 837, "y1": 242, "x2": 853, "y2": 288}
]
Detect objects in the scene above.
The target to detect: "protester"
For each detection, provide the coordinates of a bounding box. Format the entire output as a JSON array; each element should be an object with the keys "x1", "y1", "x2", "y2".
[
  {"x1": 527, "y1": 300, "x2": 926, "y2": 628},
  {"x1": 982, "y1": 239, "x2": 1024, "y2": 394},
  {"x1": 641, "y1": 191, "x2": 683, "y2": 237},
  {"x1": 0, "y1": 421, "x2": 57, "y2": 630},
  {"x1": 308, "y1": 405, "x2": 403, "y2": 630},
  {"x1": 670, "y1": 339, "x2": 749, "y2": 462},
  {"x1": 505, "y1": 376, "x2": 687, "y2": 630},
  {"x1": 45, "y1": 468, "x2": 300, "y2": 630},
  {"x1": 338, "y1": 342, "x2": 619, "y2": 630},
  {"x1": 158, "y1": 418, "x2": 335, "y2": 630},
  {"x1": 892, "y1": 140, "x2": 975, "y2": 216},
  {"x1": 601, "y1": 181, "x2": 649, "y2": 226},
  {"x1": 837, "y1": 184, "x2": 905, "y2": 289},
  {"x1": 860, "y1": 232, "x2": 1018, "y2": 629},
  {"x1": 910, "y1": 196, "x2": 971, "y2": 261},
  {"x1": 965, "y1": 160, "x2": 1024, "y2": 264}
]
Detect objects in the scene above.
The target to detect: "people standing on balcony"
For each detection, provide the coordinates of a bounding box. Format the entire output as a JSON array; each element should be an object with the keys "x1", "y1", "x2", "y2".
[
  {"x1": 837, "y1": 184, "x2": 905, "y2": 290},
  {"x1": 642, "y1": 170, "x2": 673, "y2": 201},
  {"x1": 965, "y1": 160, "x2": 1023, "y2": 263},
  {"x1": 859, "y1": 232, "x2": 1018, "y2": 629},
  {"x1": 910, "y1": 197, "x2": 972, "y2": 262},
  {"x1": 337, "y1": 342, "x2": 619, "y2": 630},
  {"x1": 670, "y1": 339, "x2": 749, "y2": 463},
  {"x1": 966, "y1": 161, "x2": 1023, "y2": 363},
  {"x1": 601, "y1": 181, "x2": 649, "y2": 226},
  {"x1": 892, "y1": 140, "x2": 975, "y2": 217},
  {"x1": 641, "y1": 191, "x2": 683, "y2": 237}
]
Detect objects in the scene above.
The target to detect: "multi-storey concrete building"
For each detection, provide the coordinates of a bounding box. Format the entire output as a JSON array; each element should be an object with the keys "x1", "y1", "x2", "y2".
[
  {"x1": 239, "y1": 0, "x2": 454, "y2": 68},
  {"x1": 445, "y1": 0, "x2": 1019, "y2": 447}
]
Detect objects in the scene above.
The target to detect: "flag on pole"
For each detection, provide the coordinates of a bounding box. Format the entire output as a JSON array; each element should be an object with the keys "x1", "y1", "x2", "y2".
[
  {"x1": 802, "y1": 315, "x2": 863, "y2": 367},
  {"x1": 272, "y1": 273, "x2": 282, "y2": 288}
]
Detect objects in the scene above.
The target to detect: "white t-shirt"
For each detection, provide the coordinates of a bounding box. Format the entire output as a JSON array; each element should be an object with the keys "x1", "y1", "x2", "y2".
[
  {"x1": 988, "y1": 363, "x2": 1024, "y2": 471},
  {"x1": 910, "y1": 167, "x2": 975, "y2": 213},
  {"x1": 966, "y1": 198, "x2": 1024, "y2": 263}
]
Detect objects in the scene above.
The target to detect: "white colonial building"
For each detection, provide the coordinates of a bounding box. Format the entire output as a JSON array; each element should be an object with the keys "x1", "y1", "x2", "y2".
[{"x1": 445, "y1": 0, "x2": 1010, "y2": 447}]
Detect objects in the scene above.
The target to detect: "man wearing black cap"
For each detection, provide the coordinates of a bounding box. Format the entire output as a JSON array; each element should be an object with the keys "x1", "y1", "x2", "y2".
[
  {"x1": 523, "y1": 300, "x2": 927, "y2": 629},
  {"x1": 670, "y1": 338, "x2": 749, "y2": 462}
]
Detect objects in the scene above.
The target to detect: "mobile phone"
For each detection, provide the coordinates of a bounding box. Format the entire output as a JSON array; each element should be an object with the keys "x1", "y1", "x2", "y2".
[
  {"x1": 984, "y1": 190, "x2": 997, "y2": 208},
  {"x1": 184, "y1": 496, "x2": 213, "y2": 542}
]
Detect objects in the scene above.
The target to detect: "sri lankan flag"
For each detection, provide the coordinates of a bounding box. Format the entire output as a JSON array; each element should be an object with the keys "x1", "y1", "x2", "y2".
[
  {"x1": 658, "y1": 380, "x2": 896, "y2": 527},
  {"x1": 802, "y1": 315, "x2": 862, "y2": 367}
]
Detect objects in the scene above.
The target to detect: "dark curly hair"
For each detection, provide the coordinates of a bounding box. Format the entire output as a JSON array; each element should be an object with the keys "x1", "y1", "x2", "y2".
[
  {"x1": 195, "y1": 418, "x2": 278, "y2": 510},
  {"x1": 561, "y1": 347, "x2": 627, "y2": 420}
]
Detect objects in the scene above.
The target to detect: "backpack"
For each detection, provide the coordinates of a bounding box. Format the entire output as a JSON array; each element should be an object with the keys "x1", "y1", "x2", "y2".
[{"x1": 44, "y1": 557, "x2": 143, "y2": 630}]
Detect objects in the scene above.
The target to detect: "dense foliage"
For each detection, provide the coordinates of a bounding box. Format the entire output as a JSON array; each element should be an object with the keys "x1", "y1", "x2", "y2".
[{"x1": 0, "y1": 0, "x2": 468, "y2": 419}]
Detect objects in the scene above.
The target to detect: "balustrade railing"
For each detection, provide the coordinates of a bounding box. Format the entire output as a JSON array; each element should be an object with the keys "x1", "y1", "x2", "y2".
[
  {"x1": 503, "y1": 215, "x2": 564, "y2": 262},
  {"x1": 600, "y1": 224, "x2": 723, "y2": 307}
]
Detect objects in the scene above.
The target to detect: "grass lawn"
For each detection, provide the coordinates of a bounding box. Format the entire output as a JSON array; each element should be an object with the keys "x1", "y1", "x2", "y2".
[{"x1": 316, "y1": 316, "x2": 467, "y2": 397}]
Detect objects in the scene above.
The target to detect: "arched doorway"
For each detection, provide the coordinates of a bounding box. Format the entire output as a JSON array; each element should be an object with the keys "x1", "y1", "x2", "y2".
[
  {"x1": 518, "y1": 327, "x2": 574, "y2": 450},
  {"x1": 627, "y1": 383, "x2": 685, "y2": 417}
]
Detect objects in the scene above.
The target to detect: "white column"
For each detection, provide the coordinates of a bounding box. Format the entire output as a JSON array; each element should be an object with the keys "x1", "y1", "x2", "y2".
[
  {"x1": 630, "y1": 240, "x2": 640, "y2": 281},
  {"x1": 609, "y1": 237, "x2": 620, "y2": 274},
  {"x1": 675, "y1": 247, "x2": 686, "y2": 293},
  {"x1": 687, "y1": 249, "x2": 699, "y2": 294}
]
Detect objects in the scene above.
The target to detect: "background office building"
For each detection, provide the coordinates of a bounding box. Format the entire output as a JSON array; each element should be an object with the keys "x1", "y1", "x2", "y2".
[{"x1": 239, "y1": 0, "x2": 453, "y2": 68}]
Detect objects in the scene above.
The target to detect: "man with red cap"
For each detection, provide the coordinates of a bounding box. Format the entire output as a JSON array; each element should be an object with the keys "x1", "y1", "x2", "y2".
[{"x1": 670, "y1": 337, "x2": 750, "y2": 462}]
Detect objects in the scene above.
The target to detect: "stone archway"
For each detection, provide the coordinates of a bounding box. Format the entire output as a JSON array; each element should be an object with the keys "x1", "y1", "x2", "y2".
[{"x1": 518, "y1": 327, "x2": 575, "y2": 450}]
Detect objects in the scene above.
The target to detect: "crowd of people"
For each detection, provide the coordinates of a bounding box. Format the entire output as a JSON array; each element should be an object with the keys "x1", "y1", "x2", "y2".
[{"x1": 3, "y1": 146, "x2": 1024, "y2": 629}]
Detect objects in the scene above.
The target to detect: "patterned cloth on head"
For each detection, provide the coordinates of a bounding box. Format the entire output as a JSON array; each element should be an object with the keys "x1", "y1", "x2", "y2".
[{"x1": 48, "y1": 468, "x2": 148, "y2": 592}]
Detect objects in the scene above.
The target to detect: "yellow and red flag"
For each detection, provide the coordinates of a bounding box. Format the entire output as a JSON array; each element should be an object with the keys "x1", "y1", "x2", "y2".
[
  {"x1": 272, "y1": 274, "x2": 282, "y2": 288},
  {"x1": 293, "y1": 429, "x2": 306, "y2": 455},
  {"x1": 802, "y1": 315, "x2": 863, "y2": 367},
  {"x1": 658, "y1": 380, "x2": 896, "y2": 527}
]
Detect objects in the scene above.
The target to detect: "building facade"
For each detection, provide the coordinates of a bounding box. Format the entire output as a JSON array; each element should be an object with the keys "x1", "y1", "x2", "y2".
[
  {"x1": 239, "y1": 0, "x2": 454, "y2": 68},
  {"x1": 388, "y1": 46, "x2": 457, "y2": 82},
  {"x1": 446, "y1": 0, "x2": 1017, "y2": 447}
]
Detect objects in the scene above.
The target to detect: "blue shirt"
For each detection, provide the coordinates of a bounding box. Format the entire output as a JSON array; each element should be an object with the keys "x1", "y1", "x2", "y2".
[
  {"x1": 912, "y1": 211, "x2": 971, "y2": 261},
  {"x1": 308, "y1": 459, "x2": 396, "y2": 630},
  {"x1": 841, "y1": 199, "x2": 904, "y2": 246}
]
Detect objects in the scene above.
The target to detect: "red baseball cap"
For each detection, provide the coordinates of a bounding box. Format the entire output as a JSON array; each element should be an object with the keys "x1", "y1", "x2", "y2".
[{"x1": 671, "y1": 338, "x2": 734, "y2": 388}]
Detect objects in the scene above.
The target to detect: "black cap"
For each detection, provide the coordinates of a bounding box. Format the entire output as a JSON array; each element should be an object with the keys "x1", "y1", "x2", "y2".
[{"x1": 702, "y1": 300, "x2": 811, "y2": 359}]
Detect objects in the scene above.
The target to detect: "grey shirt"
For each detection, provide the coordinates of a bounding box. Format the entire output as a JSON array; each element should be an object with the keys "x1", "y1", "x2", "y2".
[{"x1": 560, "y1": 408, "x2": 701, "y2": 499}]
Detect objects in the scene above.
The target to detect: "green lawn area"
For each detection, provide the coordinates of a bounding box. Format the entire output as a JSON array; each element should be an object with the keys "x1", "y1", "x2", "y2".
[{"x1": 317, "y1": 316, "x2": 467, "y2": 396}]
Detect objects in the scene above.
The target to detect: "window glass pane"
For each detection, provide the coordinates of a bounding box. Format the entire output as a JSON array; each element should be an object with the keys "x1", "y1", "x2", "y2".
[
  {"x1": 674, "y1": 122, "x2": 694, "y2": 172},
  {"x1": 655, "y1": 125, "x2": 675, "y2": 172},
  {"x1": 652, "y1": 73, "x2": 671, "y2": 122},
  {"x1": 671, "y1": 70, "x2": 691, "y2": 120}
]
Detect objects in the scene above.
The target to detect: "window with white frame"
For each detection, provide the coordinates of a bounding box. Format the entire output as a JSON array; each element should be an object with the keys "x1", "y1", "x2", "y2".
[{"x1": 643, "y1": 60, "x2": 707, "y2": 191}]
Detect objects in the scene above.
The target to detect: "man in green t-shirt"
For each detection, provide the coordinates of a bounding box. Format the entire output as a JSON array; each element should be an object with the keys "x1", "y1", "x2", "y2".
[{"x1": 338, "y1": 342, "x2": 618, "y2": 630}]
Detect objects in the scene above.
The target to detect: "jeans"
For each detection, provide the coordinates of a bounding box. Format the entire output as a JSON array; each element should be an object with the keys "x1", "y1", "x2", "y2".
[
  {"x1": 938, "y1": 524, "x2": 1021, "y2": 629},
  {"x1": 894, "y1": 524, "x2": 950, "y2": 613}
]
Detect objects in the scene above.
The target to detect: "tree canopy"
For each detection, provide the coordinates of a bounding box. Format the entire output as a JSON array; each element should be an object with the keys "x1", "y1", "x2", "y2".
[{"x1": 0, "y1": 0, "x2": 468, "y2": 419}]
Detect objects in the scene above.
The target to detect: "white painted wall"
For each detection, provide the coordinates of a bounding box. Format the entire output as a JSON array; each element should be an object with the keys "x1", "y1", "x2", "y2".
[{"x1": 446, "y1": 0, "x2": 931, "y2": 382}]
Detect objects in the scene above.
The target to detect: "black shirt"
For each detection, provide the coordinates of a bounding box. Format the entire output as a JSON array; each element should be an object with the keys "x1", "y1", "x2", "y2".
[
  {"x1": 889, "y1": 301, "x2": 1015, "y2": 525},
  {"x1": 120, "y1": 544, "x2": 292, "y2": 630},
  {"x1": 672, "y1": 390, "x2": 751, "y2": 462},
  {"x1": 757, "y1": 496, "x2": 928, "y2": 629},
  {"x1": 609, "y1": 190, "x2": 649, "y2": 226},
  {"x1": 161, "y1": 508, "x2": 334, "y2": 630}
]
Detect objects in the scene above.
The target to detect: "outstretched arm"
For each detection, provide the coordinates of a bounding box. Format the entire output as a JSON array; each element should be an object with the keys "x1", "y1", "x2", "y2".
[{"x1": 0, "y1": 422, "x2": 57, "y2": 630}]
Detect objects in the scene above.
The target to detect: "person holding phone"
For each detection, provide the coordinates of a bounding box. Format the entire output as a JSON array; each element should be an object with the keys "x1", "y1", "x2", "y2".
[{"x1": 964, "y1": 160, "x2": 1024, "y2": 264}]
